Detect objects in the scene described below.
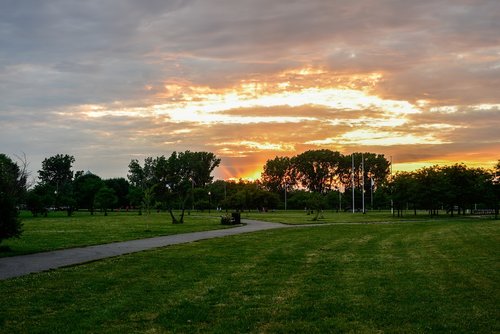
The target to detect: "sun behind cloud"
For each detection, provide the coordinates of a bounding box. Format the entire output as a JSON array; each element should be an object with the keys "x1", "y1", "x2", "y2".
[{"x1": 62, "y1": 66, "x2": 499, "y2": 179}]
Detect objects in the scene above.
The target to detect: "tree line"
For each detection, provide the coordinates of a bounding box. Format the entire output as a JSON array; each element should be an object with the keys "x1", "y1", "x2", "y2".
[
  {"x1": 390, "y1": 163, "x2": 500, "y2": 217},
  {"x1": 260, "y1": 150, "x2": 499, "y2": 219},
  {"x1": 1, "y1": 150, "x2": 499, "y2": 244}
]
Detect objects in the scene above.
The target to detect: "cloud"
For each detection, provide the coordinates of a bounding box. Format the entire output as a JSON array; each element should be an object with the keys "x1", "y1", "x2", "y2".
[{"x1": 1, "y1": 0, "x2": 499, "y2": 179}]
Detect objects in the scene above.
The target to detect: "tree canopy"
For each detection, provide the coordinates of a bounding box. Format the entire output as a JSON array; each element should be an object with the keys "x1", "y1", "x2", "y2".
[
  {"x1": 2, "y1": 150, "x2": 497, "y2": 221},
  {"x1": 0, "y1": 154, "x2": 26, "y2": 243},
  {"x1": 127, "y1": 151, "x2": 221, "y2": 223}
]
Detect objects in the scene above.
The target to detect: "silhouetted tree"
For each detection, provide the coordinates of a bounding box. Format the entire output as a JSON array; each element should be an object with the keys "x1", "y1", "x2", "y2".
[
  {"x1": 127, "y1": 151, "x2": 220, "y2": 223},
  {"x1": 0, "y1": 154, "x2": 27, "y2": 243},
  {"x1": 94, "y1": 186, "x2": 117, "y2": 216},
  {"x1": 104, "y1": 178, "x2": 130, "y2": 208},
  {"x1": 38, "y1": 154, "x2": 76, "y2": 215}
]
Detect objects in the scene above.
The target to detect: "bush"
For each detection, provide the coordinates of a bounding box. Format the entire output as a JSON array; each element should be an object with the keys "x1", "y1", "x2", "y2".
[{"x1": 220, "y1": 214, "x2": 233, "y2": 225}]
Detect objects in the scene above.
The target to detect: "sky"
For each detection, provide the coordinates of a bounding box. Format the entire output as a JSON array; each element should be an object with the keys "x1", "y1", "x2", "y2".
[{"x1": 1, "y1": 0, "x2": 499, "y2": 181}]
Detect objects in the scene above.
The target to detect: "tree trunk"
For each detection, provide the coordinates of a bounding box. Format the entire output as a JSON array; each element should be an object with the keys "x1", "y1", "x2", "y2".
[
  {"x1": 179, "y1": 208, "x2": 186, "y2": 224},
  {"x1": 168, "y1": 209, "x2": 179, "y2": 224}
]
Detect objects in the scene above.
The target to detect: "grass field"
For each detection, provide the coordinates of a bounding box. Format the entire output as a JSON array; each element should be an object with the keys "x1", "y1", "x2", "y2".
[
  {"x1": 2, "y1": 209, "x2": 483, "y2": 257},
  {"x1": 242, "y1": 209, "x2": 465, "y2": 224},
  {"x1": 0, "y1": 211, "x2": 227, "y2": 257},
  {"x1": 1, "y1": 217, "x2": 498, "y2": 333}
]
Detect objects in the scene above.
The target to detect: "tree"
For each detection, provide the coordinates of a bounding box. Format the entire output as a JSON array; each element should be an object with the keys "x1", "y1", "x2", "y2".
[
  {"x1": 38, "y1": 154, "x2": 76, "y2": 215},
  {"x1": 163, "y1": 151, "x2": 220, "y2": 223},
  {"x1": 26, "y1": 184, "x2": 53, "y2": 217},
  {"x1": 485, "y1": 160, "x2": 500, "y2": 219},
  {"x1": 73, "y1": 172, "x2": 103, "y2": 214},
  {"x1": 0, "y1": 154, "x2": 27, "y2": 244},
  {"x1": 127, "y1": 186, "x2": 144, "y2": 214},
  {"x1": 439, "y1": 164, "x2": 489, "y2": 216},
  {"x1": 127, "y1": 159, "x2": 146, "y2": 189},
  {"x1": 290, "y1": 150, "x2": 342, "y2": 193},
  {"x1": 390, "y1": 172, "x2": 417, "y2": 216},
  {"x1": 306, "y1": 192, "x2": 327, "y2": 221},
  {"x1": 142, "y1": 185, "x2": 156, "y2": 215},
  {"x1": 249, "y1": 188, "x2": 279, "y2": 211},
  {"x1": 289, "y1": 150, "x2": 342, "y2": 219},
  {"x1": 127, "y1": 151, "x2": 221, "y2": 223},
  {"x1": 208, "y1": 180, "x2": 228, "y2": 210},
  {"x1": 38, "y1": 154, "x2": 75, "y2": 187},
  {"x1": 94, "y1": 186, "x2": 117, "y2": 216},
  {"x1": 104, "y1": 178, "x2": 130, "y2": 208},
  {"x1": 261, "y1": 156, "x2": 293, "y2": 192},
  {"x1": 286, "y1": 190, "x2": 312, "y2": 210},
  {"x1": 182, "y1": 151, "x2": 221, "y2": 187},
  {"x1": 412, "y1": 166, "x2": 444, "y2": 216}
]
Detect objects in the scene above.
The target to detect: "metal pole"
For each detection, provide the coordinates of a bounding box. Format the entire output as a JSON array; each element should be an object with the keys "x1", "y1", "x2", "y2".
[
  {"x1": 191, "y1": 178, "x2": 194, "y2": 211},
  {"x1": 339, "y1": 190, "x2": 342, "y2": 211},
  {"x1": 371, "y1": 177, "x2": 374, "y2": 209},
  {"x1": 208, "y1": 191, "x2": 211, "y2": 214},
  {"x1": 224, "y1": 181, "x2": 227, "y2": 212},
  {"x1": 362, "y1": 153, "x2": 365, "y2": 214},
  {"x1": 284, "y1": 184, "x2": 287, "y2": 211},
  {"x1": 352, "y1": 154, "x2": 355, "y2": 213},
  {"x1": 390, "y1": 156, "x2": 393, "y2": 215}
]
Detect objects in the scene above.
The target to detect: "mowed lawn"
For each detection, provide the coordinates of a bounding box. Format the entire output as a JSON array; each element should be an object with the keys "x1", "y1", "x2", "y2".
[
  {"x1": 0, "y1": 211, "x2": 227, "y2": 257},
  {"x1": 243, "y1": 209, "x2": 452, "y2": 224},
  {"x1": 1, "y1": 219, "x2": 498, "y2": 333}
]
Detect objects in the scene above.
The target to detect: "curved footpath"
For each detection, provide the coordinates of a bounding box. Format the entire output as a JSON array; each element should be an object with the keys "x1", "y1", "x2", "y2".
[{"x1": 0, "y1": 219, "x2": 290, "y2": 280}]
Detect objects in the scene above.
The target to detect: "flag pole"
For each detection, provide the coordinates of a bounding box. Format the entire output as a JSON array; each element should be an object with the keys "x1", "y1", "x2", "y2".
[
  {"x1": 371, "y1": 177, "x2": 374, "y2": 209},
  {"x1": 390, "y1": 156, "x2": 394, "y2": 215},
  {"x1": 362, "y1": 153, "x2": 365, "y2": 214},
  {"x1": 352, "y1": 153, "x2": 355, "y2": 213}
]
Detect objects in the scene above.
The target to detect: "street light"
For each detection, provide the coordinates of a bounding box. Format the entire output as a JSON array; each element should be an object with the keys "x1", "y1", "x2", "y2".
[
  {"x1": 208, "y1": 191, "x2": 211, "y2": 214},
  {"x1": 190, "y1": 177, "x2": 195, "y2": 211},
  {"x1": 284, "y1": 183, "x2": 288, "y2": 211}
]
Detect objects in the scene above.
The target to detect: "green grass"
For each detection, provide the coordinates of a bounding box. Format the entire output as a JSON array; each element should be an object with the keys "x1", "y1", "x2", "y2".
[
  {"x1": 0, "y1": 211, "x2": 229, "y2": 257},
  {"x1": 243, "y1": 209, "x2": 491, "y2": 225},
  {"x1": 1, "y1": 219, "x2": 498, "y2": 333}
]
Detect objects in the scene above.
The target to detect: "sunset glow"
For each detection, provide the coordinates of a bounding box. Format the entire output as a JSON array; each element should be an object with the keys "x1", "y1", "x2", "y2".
[{"x1": 1, "y1": 1, "x2": 498, "y2": 179}]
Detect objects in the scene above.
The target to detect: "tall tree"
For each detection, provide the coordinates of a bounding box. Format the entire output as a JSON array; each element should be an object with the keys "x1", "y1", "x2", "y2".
[
  {"x1": 94, "y1": 186, "x2": 117, "y2": 216},
  {"x1": 261, "y1": 156, "x2": 293, "y2": 193},
  {"x1": 38, "y1": 154, "x2": 75, "y2": 187},
  {"x1": 0, "y1": 154, "x2": 27, "y2": 243},
  {"x1": 288, "y1": 150, "x2": 342, "y2": 220},
  {"x1": 104, "y1": 178, "x2": 130, "y2": 208},
  {"x1": 164, "y1": 151, "x2": 221, "y2": 223},
  {"x1": 390, "y1": 172, "x2": 418, "y2": 216},
  {"x1": 290, "y1": 150, "x2": 342, "y2": 193},
  {"x1": 38, "y1": 154, "x2": 76, "y2": 215},
  {"x1": 127, "y1": 151, "x2": 221, "y2": 223},
  {"x1": 73, "y1": 172, "x2": 103, "y2": 214},
  {"x1": 127, "y1": 159, "x2": 146, "y2": 189},
  {"x1": 182, "y1": 151, "x2": 221, "y2": 187},
  {"x1": 412, "y1": 166, "x2": 445, "y2": 216}
]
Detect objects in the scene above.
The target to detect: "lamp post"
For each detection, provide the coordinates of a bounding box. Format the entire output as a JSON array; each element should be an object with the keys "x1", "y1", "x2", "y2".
[
  {"x1": 339, "y1": 188, "x2": 342, "y2": 212},
  {"x1": 284, "y1": 183, "x2": 288, "y2": 211},
  {"x1": 208, "y1": 191, "x2": 211, "y2": 214},
  {"x1": 190, "y1": 178, "x2": 194, "y2": 211},
  {"x1": 224, "y1": 181, "x2": 227, "y2": 212}
]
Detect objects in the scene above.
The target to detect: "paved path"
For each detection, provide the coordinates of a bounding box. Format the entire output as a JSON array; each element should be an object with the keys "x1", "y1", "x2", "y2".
[{"x1": 0, "y1": 219, "x2": 290, "y2": 280}]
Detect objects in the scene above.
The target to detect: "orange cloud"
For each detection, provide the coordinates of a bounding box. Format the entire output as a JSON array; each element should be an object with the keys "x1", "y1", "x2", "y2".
[{"x1": 50, "y1": 66, "x2": 499, "y2": 180}]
